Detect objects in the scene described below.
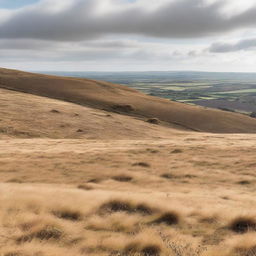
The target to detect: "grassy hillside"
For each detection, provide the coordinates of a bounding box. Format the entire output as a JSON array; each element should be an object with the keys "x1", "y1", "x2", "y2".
[
  {"x1": 1, "y1": 68, "x2": 256, "y2": 256},
  {"x1": 1, "y1": 134, "x2": 256, "y2": 256},
  {"x1": 1, "y1": 68, "x2": 256, "y2": 133},
  {"x1": 0, "y1": 88, "x2": 180, "y2": 139}
]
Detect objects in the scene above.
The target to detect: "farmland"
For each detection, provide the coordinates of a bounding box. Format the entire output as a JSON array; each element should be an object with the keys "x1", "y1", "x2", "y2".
[{"x1": 45, "y1": 71, "x2": 256, "y2": 115}]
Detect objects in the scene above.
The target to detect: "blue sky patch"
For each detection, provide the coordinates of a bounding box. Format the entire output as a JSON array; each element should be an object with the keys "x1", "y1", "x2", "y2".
[{"x1": 0, "y1": 0, "x2": 39, "y2": 9}]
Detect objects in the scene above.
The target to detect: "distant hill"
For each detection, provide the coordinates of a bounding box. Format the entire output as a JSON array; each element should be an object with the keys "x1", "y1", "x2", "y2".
[{"x1": 1, "y1": 68, "x2": 256, "y2": 133}]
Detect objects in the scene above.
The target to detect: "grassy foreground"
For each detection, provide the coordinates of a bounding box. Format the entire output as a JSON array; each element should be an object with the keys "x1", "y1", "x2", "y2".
[{"x1": 0, "y1": 134, "x2": 256, "y2": 256}]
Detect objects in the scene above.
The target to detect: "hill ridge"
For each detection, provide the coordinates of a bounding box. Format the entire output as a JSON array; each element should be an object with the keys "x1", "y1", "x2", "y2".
[{"x1": 1, "y1": 67, "x2": 256, "y2": 133}]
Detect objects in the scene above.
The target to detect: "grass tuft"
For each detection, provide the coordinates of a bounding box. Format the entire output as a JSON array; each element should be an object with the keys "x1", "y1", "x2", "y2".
[
  {"x1": 141, "y1": 245, "x2": 161, "y2": 256},
  {"x1": 52, "y1": 209, "x2": 82, "y2": 221},
  {"x1": 146, "y1": 118, "x2": 160, "y2": 125},
  {"x1": 17, "y1": 225, "x2": 63, "y2": 243},
  {"x1": 132, "y1": 162, "x2": 151, "y2": 168},
  {"x1": 99, "y1": 199, "x2": 155, "y2": 216},
  {"x1": 237, "y1": 180, "x2": 251, "y2": 185},
  {"x1": 161, "y1": 173, "x2": 175, "y2": 179},
  {"x1": 112, "y1": 175, "x2": 133, "y2": 182},
  {"x1": 124, "y1": 242, "x2": 161, "y2": 256},
  {"x1": 171, "y1": 149, "x2": 183, "y2": 154},
  {"x1": 152, "y1": 212, "x2": 180, "y2": 226},
  {"x1": 229, "y1": 216, "x2": 256, "y2": 233},
  {"x1": 50, "y1": 109, "x2": 60, "y2": 113},
  {"x1": 87, "y1": 178, "x2": 102, "y2": 183},
  {"x1": 4, "y1": 253, "x2": 22, "y2": 256},
  {"x1": 111, "y1": 104, "x2": 135, "y2": 113},
  {"x1": 77, "y1": 184, "x2": 94, "y2": 190}
]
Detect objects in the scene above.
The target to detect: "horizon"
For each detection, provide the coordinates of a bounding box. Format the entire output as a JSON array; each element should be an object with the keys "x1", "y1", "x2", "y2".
[{"x1": 36, "y1": 70, "x2": 256, "y2": 74}]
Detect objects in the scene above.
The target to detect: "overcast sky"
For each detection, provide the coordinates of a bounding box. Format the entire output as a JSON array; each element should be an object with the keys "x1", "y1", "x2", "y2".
[{"x1": 0, "y1": 0, "x2": 256, "y2": 72}]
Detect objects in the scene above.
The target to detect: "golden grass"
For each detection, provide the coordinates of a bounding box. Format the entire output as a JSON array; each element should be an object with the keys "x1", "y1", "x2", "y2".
[
  {"x1": 1, "y1": 68, "x2": 256, "y2": 133},
  {"x1": 229, "y1": 215, "x2": 256, "y2": 233},
  {"x1": 124, "y1": 230, "x2": 165, "y2": 256},
  {"x1": 151, "y1": 212, "x2": 180, "y2": 226},
  {"x1": 0, "y1": 85, "x2": 256, "y2": 255},
  {"x1": 1, "y1": 185, "x2": 256, "y2": 256},
  {"x1": 98, "y1": 198, "x2": 157, "y2": 216}
]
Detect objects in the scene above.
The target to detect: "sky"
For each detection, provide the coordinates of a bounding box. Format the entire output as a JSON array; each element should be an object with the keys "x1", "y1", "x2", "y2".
[{"x1": 0, "y1": 0, "x2": 256, "y2": 72}]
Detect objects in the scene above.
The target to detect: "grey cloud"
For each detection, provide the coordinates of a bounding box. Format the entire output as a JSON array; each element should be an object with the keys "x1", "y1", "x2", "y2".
[
  {"x1": 0, "y1": 39, "x2": 140, "y2": 62},
  {"x1": 82, "y1": 40, "x2": 139, "y2": 49},
  {"x1": 1, "y1": 0, "x2": 256, "y2": 41},
  {"x1": 0, "y1": 40, "x2": 192, "y2": 63},
  {"x1": 209, "y1": 38, "x2": 256, "y2": 52},
  {"x1": 0, "y1": 39, "x2": 55, "y2": 50},
  {"x1": 0, "y1": 38, "x2": 139, "y2": 53},
  {"x1": 0, "y1": 47, "x2": 122, "y2": 62}
]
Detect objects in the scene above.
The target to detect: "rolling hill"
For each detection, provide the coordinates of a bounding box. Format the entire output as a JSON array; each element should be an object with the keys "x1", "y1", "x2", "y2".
[
  {"x1": 1, "y1": 67, "x2": 256, "y2": 133},
  {"x1": 1, "y1": 68, "x2": 256, "y2": 256},
  {"x1": 0, "y1": 87, "x2": 181, "y2": 139}
]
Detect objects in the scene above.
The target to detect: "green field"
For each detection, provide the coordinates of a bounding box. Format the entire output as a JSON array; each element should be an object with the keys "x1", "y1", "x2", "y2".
[{"x1": 45, "y1": 71, "x2": 256, "y2": 115}]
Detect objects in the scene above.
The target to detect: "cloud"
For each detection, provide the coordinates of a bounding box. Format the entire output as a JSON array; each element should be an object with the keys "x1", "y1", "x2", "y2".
[
  {"x1": 0, "y1": 37, "x2": 201, "y2": 63},
  {"x1": 0, "y1": 39, "x2": 55, "y2": 50},
  {"x1": 0, "y1": 0, "x2": 256, "y2": 41},
  {"x1": 209, "y1": 38, "x2": 256, "y2": 52},
  {"x1": 1, "y1": 0, "x2": 256, "y2": 72}
]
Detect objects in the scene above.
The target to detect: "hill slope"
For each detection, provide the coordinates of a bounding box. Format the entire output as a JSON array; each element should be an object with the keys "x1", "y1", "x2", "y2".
[
  {"x1": 1, "y1": 132, "x2": 256, "y2": 256},
  {"x1": 0, "y1": 88, "x2": 181, "y2": 139},
  {"x1": 1, "y1": 68, "x2": 256, "y2": 256},
  {"x1": 0, "y1": 68, "x2": 256, "y2": 133}
]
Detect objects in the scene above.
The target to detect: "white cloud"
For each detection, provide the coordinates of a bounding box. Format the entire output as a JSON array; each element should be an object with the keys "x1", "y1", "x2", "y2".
[{"x1": 0, "y1": 0, "x2": 256, "y2": 71}]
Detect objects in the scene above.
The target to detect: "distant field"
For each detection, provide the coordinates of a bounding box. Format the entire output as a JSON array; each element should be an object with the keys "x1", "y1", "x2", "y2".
[{"x1": 42, "y1": 71, "x2": 256, "y2": 114}]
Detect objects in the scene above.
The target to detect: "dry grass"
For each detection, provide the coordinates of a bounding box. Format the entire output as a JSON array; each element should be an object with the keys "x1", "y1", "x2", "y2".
[
  {"x1": 226, "y1": 233, "x2": 256, "y2": 256},
  {"x1": 0, "y1": 88, "x2": 179, "y2": 140},
  {"x1": 1, "y1": 133, "x2": 256, "y2": 255},
  {"x1": 151, "y1": 212, "x2": 180, "y2": 226},
  {"x1": 229, "y1": 216, "x2": 256, "y2": 233},
  {"x1": 77, "y1": 184, "x2": 94, "y2": 190},
  {"x1": 52, "y1": 208, "x2": 82, "y2": 221},
  {"x1": 123, "y1": 230, "x2": 165, "y2": 256},
  {"x1": 146, "y1": 118, "x2": 160, "y2": 125},
  {"x1": 1, "y1": 186, "x2": 256, "y2": 256},
  {"x1": 1, "y1": 68, "x2": 256, "y2": 133},
  {"x1": 0, "y1": 72, "x2": 256, "y2": 255},
  {"x1": 98, "y1": 198, "x2": 156, "y2": 216},
  {"x1": 0, "y1": 133, "x2": 256, "y2": 256},
  {"x1": 16, "y1": 223, "x2": 64, "y2": 243},
  {"x1": 112, "y1": 174, "x2": 133, "y2": 182}
]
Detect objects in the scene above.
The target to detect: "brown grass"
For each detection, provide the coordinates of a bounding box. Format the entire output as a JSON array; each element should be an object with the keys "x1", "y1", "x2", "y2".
[
  {"x1": 146, "y1": 118, "x2": 160, "y2": 125},
  {"x1": 132, "y1": 162, "x2": 151, "y2": 168},
  {"x1": 111, "y1": 104, "x2": 135, "y2": 113},
  {"x1": 52, "y1": 209, "x2": 82, "y2": 221},
  {"x1": 99, "y1": 199, "x2": 156, "y2": 216},
  {"x1": 124, "y1": 231, "x2": 164, "y2": 256},
  {"x1": 0, "y1": 69, "x2": 256, "y2": 255},
  {"x1": 17, "y1": 224, "x2": 64, "y2": 243},
  {"x1": 171, "y1": 149, "x2": 183, "y2": 154},
  {"x1": 152, "y1": 212, "x2": 180, "y2": 226},
  {"x1": 77, "y1": 184, "x2": 94, "y2": 190},
  {"x1": 229, "y1": 216, "x2": 256, "y2": 233},
  {"x1": 1, "y1": 186, "x2": 256, "y2": 256},
  {"x1": 1, "y1": 68, "x2": 256, "y2": 133},
  {"x1": 112, "y1": 175, "x2": 133, "y2": 182},
  {"x1": 161, "y1": 173, "x2": 175, "y2": 179}
]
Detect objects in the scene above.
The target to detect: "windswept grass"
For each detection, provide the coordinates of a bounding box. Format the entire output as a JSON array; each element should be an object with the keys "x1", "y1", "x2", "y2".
[
  {"x1": 1, "y1": 186, "x2": 256, "y2": 256},
  {"x1": 98, "y1": 198, "x2": 156, "y2": 216},
  {"x1": 229, "y1": 216, "x2": 256, "y2": 233}
]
